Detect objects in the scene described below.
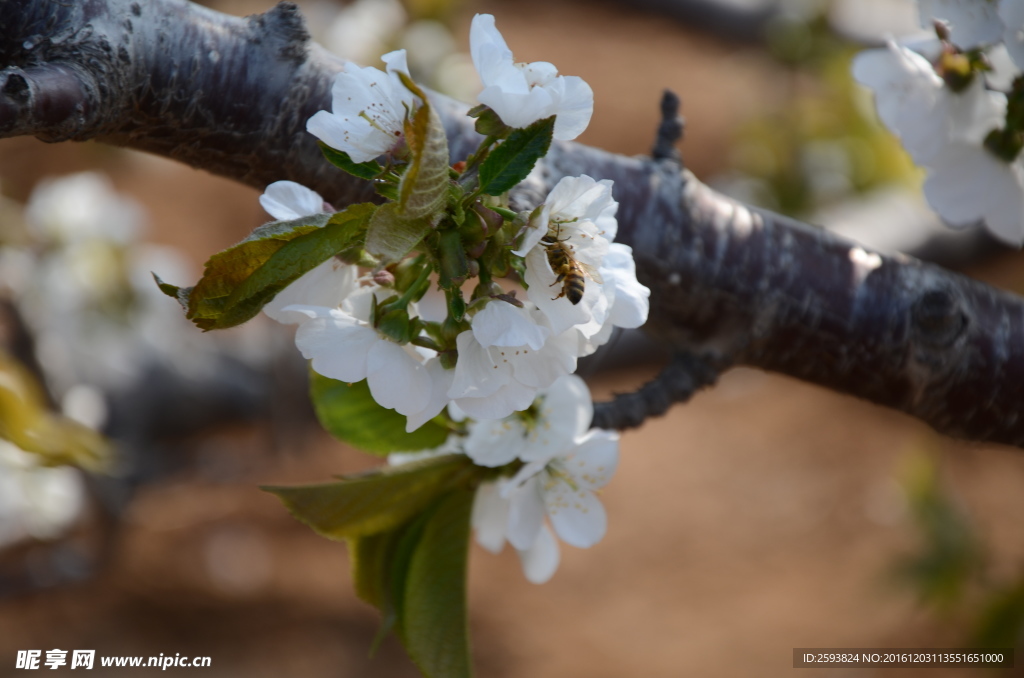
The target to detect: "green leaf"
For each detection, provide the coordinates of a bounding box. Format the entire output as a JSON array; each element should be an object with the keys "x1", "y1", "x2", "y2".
[
  {"x1": 478, "y1": 116, "x2": 554, "y2": 196},
  {"x1": 152, "y1": 273, "x2": 191, "y2": 311},
  {"x1": 310, "y1": 371, "x2": 450, "y2": 455},
  {"x1": 397, "y1": 72, "x2": 450, "y2": 220},
  {"x1": 185, "y1": 213, "x2": 330, "y2": 329},
  {"x1": 262, "y1": 454, "x2": 472, "y2": 541},
  {"x1": 348, "y1": 517, "x2": 423, "y2": 652},
  {"x1": 216, "y1": 204, "x2": 375, "y2": 327},
  {"x1": 473, "y1": 108, "x2": 508, "y2": 137},
  {"x1": 319, "y1": 141, "x2": 384, "y2": 180},
  {"x1": 365, "y1": 203, "x2": 433, "y2": 264},
  {"x1": 350, "y1": 531, "x2": 400, "y2": 611},
  {"x1": 348, "y1": 502, "x2": 440, "y2": 654},
  {"x1": 180, "y1": 205, "x2": 373, "y2": 330},
  {"x1": 401, "y1": 487, "x2": 475, "y2": 678}
]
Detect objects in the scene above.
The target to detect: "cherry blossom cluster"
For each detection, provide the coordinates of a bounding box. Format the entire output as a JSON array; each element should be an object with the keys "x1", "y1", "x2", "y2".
[
  {"x1": 853, "y1": 0, "x2": 1024, "y2": 245},
  {"x1": 241, "y1": 15, "x2": 649, "y2": 585},
  {"x1": 261, "y1": 14, "x2": 649, "y2": 428},
  {"x1": 261, "y1": 173, "x2": 648, "y2": 426}
]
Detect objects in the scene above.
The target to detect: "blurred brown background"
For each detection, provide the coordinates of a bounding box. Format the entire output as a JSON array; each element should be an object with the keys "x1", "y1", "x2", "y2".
[{"x1": 3, "y1": 0, "x2": 1024, "y2": 676}]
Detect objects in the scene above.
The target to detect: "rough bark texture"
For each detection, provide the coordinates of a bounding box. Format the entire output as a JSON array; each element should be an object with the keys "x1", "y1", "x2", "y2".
[{"x1": 3, "y1": 0, "x2": 1024, "y2": 447}]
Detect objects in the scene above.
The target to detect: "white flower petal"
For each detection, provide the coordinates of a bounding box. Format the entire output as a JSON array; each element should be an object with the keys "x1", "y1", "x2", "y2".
[
  {"x1": 464, "y1": 417, "x2": 529, "y2": 467},
  {"x1": 923, "y1": 142, "x2": 1024, "y2": 246},
  {"x1": 576, "y1": 322, "x2": 613, "y2": 358},
  {"x1": 1002, "y1": 0, "x2": 1024, "y2": 71},
  {"x1": 471, "y1": 300, "x2": 550, "y2": 350},
  {"x1": 509, "y1": 326, "x2": 578, "y2": 389},
  {"x1": 516, "y1": 523, "x2": 560, "y2": 584},
  {"x1": 264, "y1": 258, "x2": 357, "y2": 324},
  {"x1": 381, "y1": 49, "x2": 411, "y2": 77},
  {"x1": 601, "y1": 243, "x2": 650, "y2": 330},
  {"x1": 524, "y1": 247, "x2": 597, "y2": 335},
  {"x1": 506, "y1": 475, "x2": 546, "y2": 550},
  {"x1": 448, "y1": 331, "x2": 512, "y2": 400},
  {"x1": 515, "y1": 375, "x2": 592, "y2": 463},
  {"x1": 259, "y1": 181, "x2": 325, "y2": 221},
  {"x1": 543, "y1": 475, "x2": 607, "y2": 548},
  {"x1": 984, "y1": 42, "x2": 1021, "y2": 91},
  {"x1": 853, "y1": 43, "x2": 946, "y2": 166},
  {"x1": 478, "y1": 84, "x2": 556, "y2": 129},
  {"x1": 472, "y1": 482, "x2": 509, "y2": 554},
  {"x1": 294, "y1": 310, "x2": 376, "y2": 382},
  {"x1": 564, "y1": 429, "x2": 620, "y2": 491},
  {"x1": 366, "y1": 340, "x2": 432, "y2": 415},
  {"x1": 453, "y1": 379, "x2": 537, "y2": 420},
  {"x1": 413, "y1": 282, "x2": 448, "y2": 323},
  {"x1": 404, "y1": 358, "x2": 454, "y2": 432},
  {"x1": 551, "y1": 76, "x2": 594, "y2": 141},
  {"x1": 545, "y1": 176, "x2": 617, "y2": 225},
  {"x1": 470, "y1": 14, "x2": 514, "y2": 83}
]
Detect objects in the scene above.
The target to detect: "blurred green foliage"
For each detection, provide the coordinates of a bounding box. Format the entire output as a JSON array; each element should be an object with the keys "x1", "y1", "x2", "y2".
[
  {"x1": 897, "y1": 449, "x2": 1024, "y2": 654},
  {"x1": 725, "y1": 8, "x2": 919, "y2": 217}
]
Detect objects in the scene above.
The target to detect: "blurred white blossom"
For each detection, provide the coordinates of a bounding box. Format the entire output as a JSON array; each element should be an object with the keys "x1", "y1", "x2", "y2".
[{"x1": 0, "y1": 441, "x2": 85, "y2": 547}]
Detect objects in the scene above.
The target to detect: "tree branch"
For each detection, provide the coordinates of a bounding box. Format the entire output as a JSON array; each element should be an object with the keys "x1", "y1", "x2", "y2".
[
  {"x1": 3, "y1": 0, "x2": 1024, "y2": 447},
  {"x1": 591, "y1": 351, "x2": 723, "y2": 430}
]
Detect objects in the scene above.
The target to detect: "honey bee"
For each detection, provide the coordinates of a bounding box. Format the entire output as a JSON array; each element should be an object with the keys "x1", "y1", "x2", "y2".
[{"x1": 540, "y1": 225, "x2": 601, "y2": 305}]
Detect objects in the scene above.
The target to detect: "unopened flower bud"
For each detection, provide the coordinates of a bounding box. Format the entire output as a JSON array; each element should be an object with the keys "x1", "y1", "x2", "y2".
[
  {"x1": 493, "y1": 291, "x2": 523, "y2": 308},
  {"x1": 373, "y1": 269, "x2": 396, "y2": 286},
  {"x1": 473, "y1": 205, "x2": 504, "y2": 236}
]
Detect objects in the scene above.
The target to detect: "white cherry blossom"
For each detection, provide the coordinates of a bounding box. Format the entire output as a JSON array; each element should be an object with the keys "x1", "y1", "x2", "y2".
[
  {"x1": 852, "y1": 41, "x2": 1005, "y2": 166},
  {"x1": 0, "y1": 440, "x2": 86, "y2": 547},
  {"x1": 465, "y1": 375, "x2": 614, "y2": 584},
  {"x1": 448, "y1": 307, "x2": 579, "y2": 420},
  {"x1": 519, "y1": 175, "x2": 620, "y2": 336},
  {"x1": 502, "y1": 427, "x2": 619, "y2": 550},
  {"x1": 470, "y1": 417, "x2": 620, "y2": 583},
  {"x1": 26, "y1": 172, "x2": 142, "y2": 246},
  {"x1": 852, "y1": 32, "x2": 1024, "y2": 245},
  {"x1": 307, "y1": 50, "x2": 418, "y2": 163},
  {"x1": 470, "y1": 14, "x2": 593, "y2": 140},
  {"x1": 461, "y1": 373, "x2": 592, "y2": 467}
]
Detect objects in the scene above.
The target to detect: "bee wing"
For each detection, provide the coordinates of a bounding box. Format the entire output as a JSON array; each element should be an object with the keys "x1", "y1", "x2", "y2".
[{"x1": 580, "y1": 261, "x2": 603, "y2": 284}]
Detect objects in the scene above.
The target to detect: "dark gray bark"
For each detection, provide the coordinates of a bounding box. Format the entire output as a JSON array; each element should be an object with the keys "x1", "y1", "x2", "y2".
[{"x1": 3, "y1": 0, "x2": 1024, "y2": 446}]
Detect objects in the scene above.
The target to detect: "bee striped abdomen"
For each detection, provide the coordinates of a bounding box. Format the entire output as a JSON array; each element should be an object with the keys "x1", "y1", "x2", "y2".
[{"x1": 542, "y1": 234, "x2": 585, "y2": 305}]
